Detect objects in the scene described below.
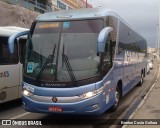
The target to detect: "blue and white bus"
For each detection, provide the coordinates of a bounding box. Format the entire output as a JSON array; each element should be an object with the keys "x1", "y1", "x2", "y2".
[{"x1": 8, "y1": 8, "x2": 147, "y2": 115}]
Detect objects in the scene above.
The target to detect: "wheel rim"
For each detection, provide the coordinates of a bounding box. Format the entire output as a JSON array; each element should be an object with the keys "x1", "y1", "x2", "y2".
[
  {"x1": 115, "y1": 90, "x2": 120, "y2": 106},
  {"x1": 140, "y1": 74, "x2": 144, "y2": 84}
]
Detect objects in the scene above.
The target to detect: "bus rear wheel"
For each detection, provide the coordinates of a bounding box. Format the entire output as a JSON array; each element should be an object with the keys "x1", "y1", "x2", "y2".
[{"x1": 138, "y1": 73, "x2": 144, "y2": 86}]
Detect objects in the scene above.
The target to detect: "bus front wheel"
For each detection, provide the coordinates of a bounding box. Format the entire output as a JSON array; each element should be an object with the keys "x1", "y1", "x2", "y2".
[{"x1": 110, "y1": 87, "x2": 121, "y2": 112}]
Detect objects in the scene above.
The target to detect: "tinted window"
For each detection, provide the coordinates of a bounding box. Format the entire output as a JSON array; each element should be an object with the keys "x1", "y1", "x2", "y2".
[
  {"x1": 19, "y1": 38, "x2": 27, "y2": 64},
  {"x1": 0, "y1": 36, "x2": 18, "y2": 65},
  {"x1": 24, "y1": 19, "x2": 103, "y2": 84}
]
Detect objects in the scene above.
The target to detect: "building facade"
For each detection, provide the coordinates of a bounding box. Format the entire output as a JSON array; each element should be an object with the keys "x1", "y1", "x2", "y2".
[
  {"x1": 2, "y1": 0, "x2": 92, "y2": 13},
  {"x1": 2, "y1": 0, "x2": 52, "y2": 13},
  {"x1": 51, "y1": 0, "x2": 92, "y2": 11}
]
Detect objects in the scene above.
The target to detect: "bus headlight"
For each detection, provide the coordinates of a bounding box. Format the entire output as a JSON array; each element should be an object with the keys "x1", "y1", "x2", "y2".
[
  {"x1": 23, "y1": 89, "x2": 33, "y2": 97},
  {"x1": 22, "y1": 83, "x2": 34, "y2": 97},
  {"x1": 80, "y1": 86, "x2": 103, "y2": 100},
  {"x1": 82, "y1": 92, "x2": 94, "y2": 99}
]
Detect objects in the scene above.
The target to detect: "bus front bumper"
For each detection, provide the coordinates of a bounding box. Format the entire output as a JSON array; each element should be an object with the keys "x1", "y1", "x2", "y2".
[{"x1": 22, "y1": 93, "x2": 111, "y2": 115}]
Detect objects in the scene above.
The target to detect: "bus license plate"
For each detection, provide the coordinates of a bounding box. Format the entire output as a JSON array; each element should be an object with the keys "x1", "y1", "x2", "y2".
[{"x1": 48, "y1": 106, "x2": 62, "y2": 112}]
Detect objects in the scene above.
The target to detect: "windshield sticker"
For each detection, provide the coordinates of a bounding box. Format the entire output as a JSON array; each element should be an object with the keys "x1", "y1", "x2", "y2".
[
  {"x1": 63, "y1": 22, "x2": 70, "y2": 28},
  {"x1": 50, "y1": 69, "x2": 54, "y2": 75},
  {"x1": 27, "y1": 62, "x2": 34, "y2": 73}
]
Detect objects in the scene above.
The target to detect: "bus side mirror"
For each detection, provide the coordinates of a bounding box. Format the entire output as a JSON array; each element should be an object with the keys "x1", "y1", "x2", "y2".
[
  {"x1": 97, "y1": 27, "x2": 113, "y2": 53},
  {"x1": 8, "y1": 30, "x2": 29, "y2": 54}
]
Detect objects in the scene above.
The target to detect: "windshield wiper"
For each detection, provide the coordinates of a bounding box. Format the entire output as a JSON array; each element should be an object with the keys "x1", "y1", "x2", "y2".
[
  {"x1": 35, "y1": 44, "x2": 56, "y2": 84},
  {"x1": 54, "y1": 23, "x2": 63, "y2": 81},
  {"x1": 62, "y1": 54, "x2": 76, "y2": 82},
  {"x1": 62, "y1": 45, "x2": 76, "y2": 82}
]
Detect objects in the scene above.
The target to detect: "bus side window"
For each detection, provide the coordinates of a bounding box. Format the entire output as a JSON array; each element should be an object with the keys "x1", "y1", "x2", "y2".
[
  {"x1": 19, "y1": 38, "x2": 26, "y2": 64},
  {"x1": 0, "y1": 36, "x2": 18, "y2": 65}
]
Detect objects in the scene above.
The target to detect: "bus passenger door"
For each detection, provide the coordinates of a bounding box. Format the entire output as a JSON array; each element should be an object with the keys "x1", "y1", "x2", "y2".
[
  {"x1": 102, "y1": 40, "x2": 113, "y2": 74},
  {"x1": 102, "y1": 39, "x2": 115, "y2": 87}
]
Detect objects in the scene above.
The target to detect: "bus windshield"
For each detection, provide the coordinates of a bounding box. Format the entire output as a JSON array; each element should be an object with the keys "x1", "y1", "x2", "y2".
[{"x1": 24, "y1": 19, "x2": 104, "y2": 86}]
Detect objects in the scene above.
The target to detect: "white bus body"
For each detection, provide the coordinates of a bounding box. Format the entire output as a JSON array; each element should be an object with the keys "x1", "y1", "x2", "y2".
[{"x1": 0, "y1": 26, "x2": 28, "y2": 103}]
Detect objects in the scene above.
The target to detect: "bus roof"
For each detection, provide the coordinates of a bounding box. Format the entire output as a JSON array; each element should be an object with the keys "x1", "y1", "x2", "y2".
[
  {"x1": 35, "y1": 8, "x2": 116, "y2": 21},
  {"x1": 0, "y1": 26, "x2": 29, "y2": 36}
]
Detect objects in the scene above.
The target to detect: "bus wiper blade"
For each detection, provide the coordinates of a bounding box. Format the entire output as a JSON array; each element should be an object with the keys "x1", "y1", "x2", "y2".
[
  {"x1": 62, "y1": 53, "x2": 76, "y2": 82},
  {"x1": 35, "y1": 44, "x2": 56, "y2": 84}
]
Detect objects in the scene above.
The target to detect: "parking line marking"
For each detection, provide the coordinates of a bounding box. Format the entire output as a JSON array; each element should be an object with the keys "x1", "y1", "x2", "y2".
[{"x1": 10, "y1": 112, "x2": 30, "y2": 119}]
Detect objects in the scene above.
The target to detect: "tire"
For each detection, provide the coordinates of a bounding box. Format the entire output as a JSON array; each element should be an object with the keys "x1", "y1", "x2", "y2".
[
  {"x1": 147, "y1": 68, "x2": 150, "y2": 74},
  {"x1": 138, "y1": 73, "x2": 144, "y2": 86},
  {"x1": 110, "y1": 87, "x2": 121, "y2": 112}
]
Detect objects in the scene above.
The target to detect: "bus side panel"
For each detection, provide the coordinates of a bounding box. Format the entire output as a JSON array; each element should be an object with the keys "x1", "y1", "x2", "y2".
[
  {"x1": 0, "y1": 65, "x2": 20, "y2": 103},
  {"x1": 0, "y1": 87, "x2": 19, "y2": 103},
  {"x1": 101, "y1": 70, "x2": 116, "y2": 110},
  {"x1": 118, "y1": 20, "x2": 147, "y2": 96}
]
